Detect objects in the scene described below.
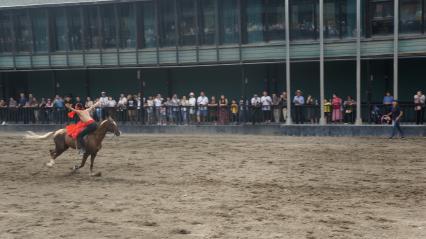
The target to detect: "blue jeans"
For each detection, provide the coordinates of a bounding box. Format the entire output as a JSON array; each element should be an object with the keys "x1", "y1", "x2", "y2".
[{"x1": 391, "y1": 121, "x2": 404, "y2": 138}]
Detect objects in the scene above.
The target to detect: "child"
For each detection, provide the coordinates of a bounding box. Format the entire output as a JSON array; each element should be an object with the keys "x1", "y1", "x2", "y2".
[
  {"x1": 324, "y1": 99, "x2": 332, "y2": 123},
  {"x1": 230, "y1": 99, "x2": 238, "y2": 124}
]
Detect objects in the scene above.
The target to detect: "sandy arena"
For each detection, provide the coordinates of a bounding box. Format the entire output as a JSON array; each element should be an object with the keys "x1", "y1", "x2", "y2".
[{"x1": 0, "y1": 133, "x2": 425, "y2": 239}]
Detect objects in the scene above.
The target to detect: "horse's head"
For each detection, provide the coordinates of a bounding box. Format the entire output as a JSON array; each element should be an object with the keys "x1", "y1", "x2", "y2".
[{"x1": 105, "y1": 117, "x2": 121, "y2": 136}]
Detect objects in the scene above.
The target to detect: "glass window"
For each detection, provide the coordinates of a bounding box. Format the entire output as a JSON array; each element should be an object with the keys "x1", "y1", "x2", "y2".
[
  {"x1": 159, "y1": 0, "x2": 177, "y2": 47},
  {"x1": 84, "y1": 6, "x2": 101, "y2": 49},
  {"x1": 68, "y1": 7, "x2": 83, "y2": 51},
  {"x1": 178, "y1": 0, "x2": 197, "y2": 46},
  {"x1": 14, "y1": 11, "x2": 32, "y2": 52},
  {"x1": 219, "y1": 0, "x2": 239, "y2": 44},
  {"x1": 324, "y1": 1, "x2": 339, "y2": 38},
  {"x1": 245, "y1": 0, "x2": 264, "y2": 43},
  {"x1": 53, "y1": 8, "x2": 67, "y2": 51},
  {"x1": 264, "y1": 0, "x2": 285, "y2": 41},
  {"x1": 141, "y1": 2, "x2": 156, "y2": 48},
  {"x1": 0, "y1": 13, "x2": 13, "y2": 53},
  {"x1": 200, "y1": 0, "x2": 217, "y2": 45},
  {"x1": 118, "y1": 4, "x2": 136, "y2": 49},
  {"x1": 290, "y1": 0, "x2": 317, "y2": 40},
  {"x1": 101, "y1": 5, "x2": 117, "y2": 49},
  {"x1": 31, "y1": 9, "x2": 49, "y2": 52},
  {"x1": 369, "y1": 0, "x2": 394, "y2": 35},
  {"x1": 341, "y1": 0, "x2": 356, "y2": 38},
  {"x1": 400, "y1": 0, "x2": 422, "y2": 34}
]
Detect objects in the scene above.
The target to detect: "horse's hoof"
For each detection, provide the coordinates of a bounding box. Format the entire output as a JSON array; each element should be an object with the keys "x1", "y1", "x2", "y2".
[
  {"x1": 46, "y1": 162, "x2": 54, "y2": 167},
  {"x1": 91, "y1": 172, "x2": 102, "y2": 177},
  {"x1": 71, "y1": 165, "x2": 79, "y2": 171}
]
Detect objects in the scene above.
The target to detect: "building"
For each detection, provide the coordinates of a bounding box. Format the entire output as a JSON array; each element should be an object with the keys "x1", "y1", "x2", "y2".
[{"x1": 0, "y1": 0, "x2": 425, "y2": 123}]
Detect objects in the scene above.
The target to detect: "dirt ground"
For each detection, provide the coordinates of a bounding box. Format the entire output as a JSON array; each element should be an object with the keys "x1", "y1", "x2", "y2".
[{"x1": 0, "y1": 133, "x2": 425, "y2": 239}]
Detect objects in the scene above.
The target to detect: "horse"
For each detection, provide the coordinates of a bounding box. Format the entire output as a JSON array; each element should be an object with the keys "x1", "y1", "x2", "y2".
[{"x1": 25, "y1": 118, "x2": 120, "y2": 176}]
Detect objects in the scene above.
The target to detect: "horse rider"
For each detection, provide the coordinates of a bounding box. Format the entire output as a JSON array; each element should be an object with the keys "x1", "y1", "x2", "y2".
[{"x1": 66, "y1": 101, "x2": 101, "y2": 154}]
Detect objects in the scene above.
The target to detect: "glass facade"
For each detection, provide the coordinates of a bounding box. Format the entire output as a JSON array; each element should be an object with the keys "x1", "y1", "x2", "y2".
[
  {"x1": 1, "y1": 0, "x2": 426, "y2": 55},
  {"x1": 159, "y1": 0, "x2": 177, "y2": 47},
  {"x1": 118, "y1": 4, "x2": 136, "y2": 49},
  {"x1": 0, "y1": 13, "x2": 12, "y2": 53},
  {"x1": 400, "y1": 0, "x2": 422, "y2": 33},
  {"x1": 101, "y1": 5, "x2": 117, "y2": 49},
  {"x1": 290, "y1": 0, "x2": 318, "y2": 40},
  {"x1": 200, "y1": 0, "x2": 217, "y2": 45},
  {"x1": 84, "y1": 6, "x2": 101, "y2": 50},
  {"x1": 178, "y1": 0, "x2": 197, "y2": 46},
  {"x1": 369, "y1": 0, "x2": 394, "y2": 36},
  {"x1": 14, "y1": 11, "x2": 32, "y2": 52},
  {"x1": 219, "y1": 0, "x2": 239, "y2": 44},
  {"x1": 68, "y1": 7, "x2": 83, "y2": 51},
  {"x1": 141, "y1": 2, "x2": 156, "y2": 48},
  {"x1": 31, "y1": 9, "x2": 49, "y2": 52}
]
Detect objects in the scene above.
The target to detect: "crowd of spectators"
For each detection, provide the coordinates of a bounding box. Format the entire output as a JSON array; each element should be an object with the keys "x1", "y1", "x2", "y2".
[{"x1": 0, "y1": 89, "x2": 424, "y2": 125}]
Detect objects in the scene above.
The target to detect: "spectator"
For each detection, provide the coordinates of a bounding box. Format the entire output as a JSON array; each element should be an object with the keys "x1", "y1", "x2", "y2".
[
  {"x1": 251, "y1": 94, "x2": 261, "y2": 125},
  {"x1": 18, "y1": 93, "x2": 27, "y2": 107},
  {"x1": 188, "y1": 92, "x2": 196, "y2": 124},
  {"x1": 343, "y1": 96, "x2": 356, "y2": 124},
  {"x1": 230, "y1": 99, "x2": 238, "y2": 124},
  {"x1": 197, "y1": 91, "x2": 208, "y2": 123},
  {"x1": 305, "y1": 95, "x2": 316, "y2": 124},
  {"x1": 281, "y1": 92, "x2": 288, "y2": 122},
  {"x1": 159, "y1": 98, "x2": 167, "y2": 126},
  {"x1": 332, "y1": 93, "x2": 343, "y2": 123},
  {"x1": 180, "y1": 95, "x2": 189, "y2": 125},
  {"x1": 383, "y1": 91, "x2": 394, "y2": 113},
  {"x1": 218, "y1": 95, "x2": 229, "y2": 124},
  {"x1": 170, "y1": 94, "x2": 180, "y2": 124},
  {"x1": 414, "y1": 90, "x2": 425, "y2": 125},
  {"x1": 387, "y1": 100, "x2": 404, "y2": 139},
  {"x1": 85, "y1": 97, "x2": 94, "y2": 108},
  {"x1": 272, "y1": 93, "x2": 280, "y2": 123},
  {"x1": 154, "y1": 94, "x2": 163, "y2": 125},
  {"x1": 0, "y1": 99, "x2": 7, "y2": 125},
  {"x1": 107, "y1": 96, "x2": 117, "y2": 119},
  {"x1": 239, "y1": 99, "x2": 248, "y2": 124},
  {"x1": 260, "y1": 91, "x2": 272, "y2": 123},
  {"x1": 208, "y1": 96, "x2": 217, "y2": 124},
  {"x1": 97, "y1": 91, "x2": 109, "y2": 120},
  {"x1": 45, "y1": 98, "x2": 53, "y2": 123},
  {"x1": 324, "y1": 99, "x2": 332, "y2": 123},
  {"x1": 293, "y1": 90, "x2": 304, "y2": 124},
  {"x1": 146, "y1": 96, "x2": 154, "y2": 124},
  {"x1": 127, "y1": 95, "x2": 136, "y2": 123},
  {"x1": 75, "y1": 96, "x2": 83, "y2": 107}
]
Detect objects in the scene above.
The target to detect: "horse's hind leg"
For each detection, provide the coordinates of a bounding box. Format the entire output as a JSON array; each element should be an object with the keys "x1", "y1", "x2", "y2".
[
  {"x1": 72, "y1": 153, "x2": 90, "y2": 172},
  {"x1": 47, "y1": 135, "x2": 68, "y2": 167}
]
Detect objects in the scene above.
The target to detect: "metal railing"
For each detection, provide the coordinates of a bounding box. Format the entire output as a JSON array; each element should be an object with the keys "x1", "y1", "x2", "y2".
[{"x1": 0, "y1": 103, "x2": 423, "y2": 125}]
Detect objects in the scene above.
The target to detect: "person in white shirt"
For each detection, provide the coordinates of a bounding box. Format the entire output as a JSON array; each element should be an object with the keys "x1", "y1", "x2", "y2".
[
  {"x1": 180, "y1": 96, "x2": 189, "y2": 125},
  {"x1": 414, "y1": 90, "x2": 425, "y2": 125},
  {"x1": 293, "y1": 90, "x2": 305, "y2": 124},
  {"x1": 96, "y1": 91, "x2": 109, "y2": 120},
  {"x1": 260, "y1": 91, "x2": 272, "y2": 123},
  {"x1": 251, "y1": 94, "x2": 261, "y2": 125},
  {"x1": 146, "y1": 96, "x2": 154, "y2": 124},
  {"x1": 188, "y1": 92, "x2": 196, "y2": 123},
  {"x1": 197, "y1": 91, "x2": 209, "y2": 123},
  {"x1": 153, "y1": 94, "x2": 163, "y2": 125}
]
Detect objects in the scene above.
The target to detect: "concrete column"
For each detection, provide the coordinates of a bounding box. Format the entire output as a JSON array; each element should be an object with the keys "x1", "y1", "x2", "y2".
[
  {"x1": 393, "y1": 0, "x2": 399, "y2": 100},
  {"x1": 319, "y1": 0, "x2": 326, "y2": 125},
  {"x1": 355, "y1": 0, "x2": 362, "y2": 125},
  {"x1": 285, "y1": 0, "x2": 292, "y2": 124}
]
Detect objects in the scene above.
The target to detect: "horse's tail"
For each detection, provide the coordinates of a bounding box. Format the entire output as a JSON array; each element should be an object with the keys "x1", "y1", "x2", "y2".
[{"x1": 24, "y1": 131, "x2": 55, "y2": 140}]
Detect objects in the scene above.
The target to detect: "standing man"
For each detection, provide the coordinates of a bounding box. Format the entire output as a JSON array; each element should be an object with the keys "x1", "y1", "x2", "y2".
[
  {"x1": 153, "y1": 94, "x2": 163, "y2": 125},
  {"x1": 414, "y1": 91, "x2": 425, "y2": 125},
  {"x1": 197, "y1": 91, "x2": 208, "y2": 123},
  {"x1": 260, "y1": 91, "x2": 272, "y2": 123},
  {"x1": 250, "y1": 94, "x2": 261, "y2": 125},
  {"x1": 188, "y1": 92, "x2": 196, "y2": 124},
  {"x1": 387, "y1": 100, "x2": 404, "y2": 139},
  {"x1": 293, "y1": 90, "x2": 305, "y2": 124},
  {"x1": 97, "y1": 91, "x2": 109, "y2": 121}
]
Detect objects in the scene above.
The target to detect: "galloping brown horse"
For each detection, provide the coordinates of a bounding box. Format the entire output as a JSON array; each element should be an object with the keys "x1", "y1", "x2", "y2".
[{"x1": 26, "y1": 118, "x2": 120, "y2": 175}]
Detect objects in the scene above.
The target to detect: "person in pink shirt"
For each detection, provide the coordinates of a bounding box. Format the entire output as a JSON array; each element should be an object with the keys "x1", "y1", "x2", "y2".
[{"x1": 332, "y1": 93, "x2": 343, "y2": 123}]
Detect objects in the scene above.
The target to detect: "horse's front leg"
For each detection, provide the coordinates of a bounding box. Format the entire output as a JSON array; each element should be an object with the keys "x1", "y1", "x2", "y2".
[
  {"x1": 89, "y1": 152, "x2": 100, "y2": 176},
  {"x1": 72, "y1": 153, "x2": 90, "y2": 171}
]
